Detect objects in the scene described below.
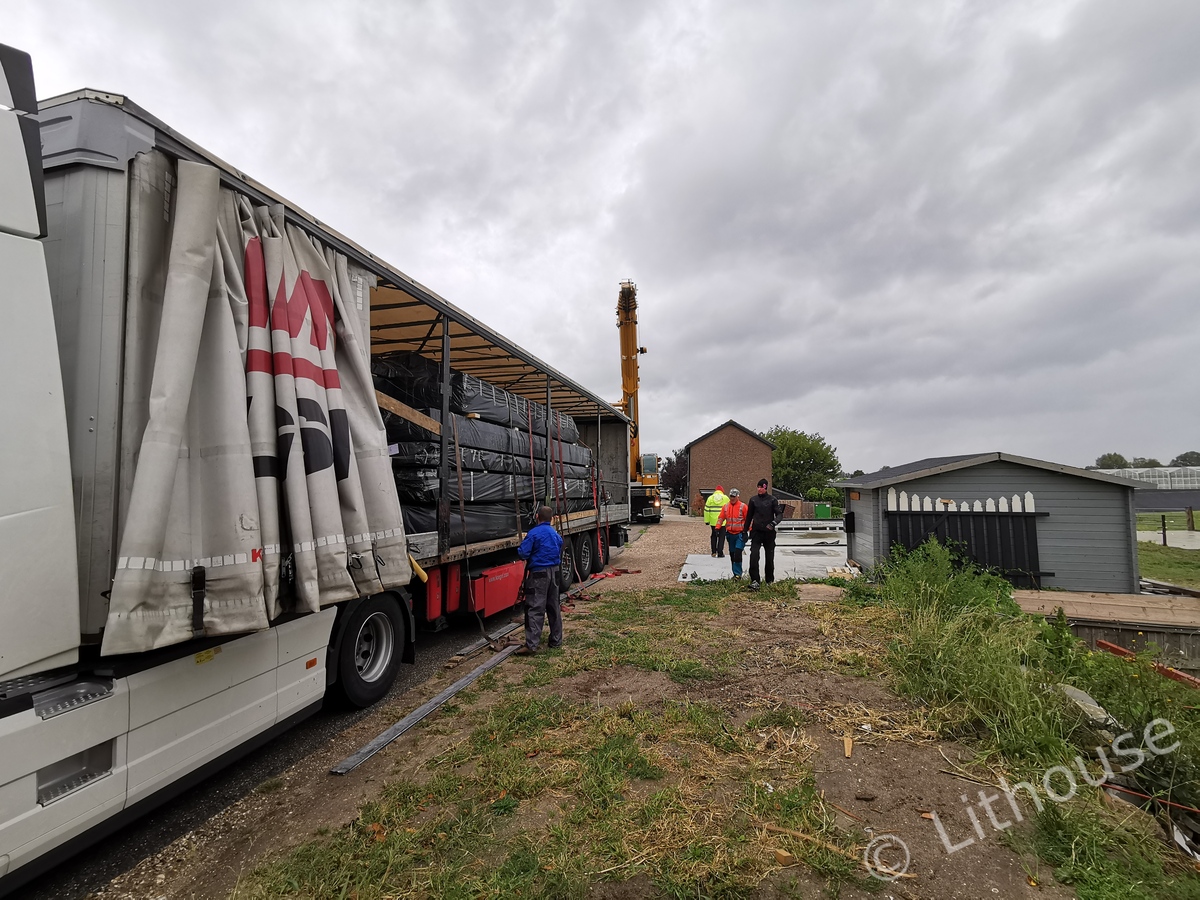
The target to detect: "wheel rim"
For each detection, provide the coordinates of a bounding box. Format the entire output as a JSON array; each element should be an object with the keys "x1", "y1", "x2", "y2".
[{"x1": 353, "y1": 611, "x2": 395, "y2": 683}]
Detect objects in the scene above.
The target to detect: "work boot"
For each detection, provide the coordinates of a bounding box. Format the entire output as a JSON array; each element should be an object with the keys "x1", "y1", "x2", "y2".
[{"x1": 711, "y1": 552, "x2": 717, "y2": 558}]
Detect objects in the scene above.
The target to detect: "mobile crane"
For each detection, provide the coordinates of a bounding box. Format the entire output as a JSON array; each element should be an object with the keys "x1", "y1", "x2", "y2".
[{"x1": 615, "y1": 281, "x2": 662, "y2": 522}]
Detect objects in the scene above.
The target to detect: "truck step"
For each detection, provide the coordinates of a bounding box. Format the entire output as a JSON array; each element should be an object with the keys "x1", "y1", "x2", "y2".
[
  {"x1": 33, "y1": 678, "x2": 114, "y2": 719},
  {"x1": 36, "y1": 741, "x2": 115, "y2": 805},
  {"x1": 0, "y1": 671, "x2": 74, "y2": 702}
]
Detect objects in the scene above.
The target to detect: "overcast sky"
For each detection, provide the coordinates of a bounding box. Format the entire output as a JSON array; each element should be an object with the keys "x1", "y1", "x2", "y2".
[{"x1": 9, "y1": 0, "x2": 1199, "y2": 472}]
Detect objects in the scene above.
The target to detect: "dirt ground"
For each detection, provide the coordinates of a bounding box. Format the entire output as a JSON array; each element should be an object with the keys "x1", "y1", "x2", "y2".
[
  {"x1": 589, "y1": 508, "x2": 709, "y2": 593},
  {"x1": 87, "y1": 515, "x2": 1079, "y2": 900}
]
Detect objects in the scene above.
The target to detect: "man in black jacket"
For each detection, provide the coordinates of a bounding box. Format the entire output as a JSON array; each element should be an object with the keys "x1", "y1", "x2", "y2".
[{"x1": 744, "y1": 478, "x2": 783, "y2": 590}]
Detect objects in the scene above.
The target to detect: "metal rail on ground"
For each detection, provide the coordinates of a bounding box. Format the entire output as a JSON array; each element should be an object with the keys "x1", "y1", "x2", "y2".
[
  {"x1": 454, "y1": 621, "x2": 522, "y2": 658},
  {"x1": 330, "y1": 644, "x2": 519, "y2": 775}
]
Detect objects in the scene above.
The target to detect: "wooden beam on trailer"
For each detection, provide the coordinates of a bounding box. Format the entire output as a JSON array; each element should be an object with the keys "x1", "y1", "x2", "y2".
[{"x1": 375, "y1": 390, "x2": 440, "y2": 436}]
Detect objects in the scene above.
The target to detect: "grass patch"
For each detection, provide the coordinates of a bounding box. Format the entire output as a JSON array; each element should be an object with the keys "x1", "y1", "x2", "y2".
[
  {"x1": 1137, "y1": 512, "x2": 1196, "y2": 532},
  {"x1": 1005, "y1": 802, "x2": 1200, "y2": 900},
  {"x1": 1137, "y1": 542, "x2": 1200, "y2": 589},
  {"x1": 519, "y1": 587, "x2": 740, "y2": 686},
  {"x1": 236, "y1": 678, "x2": 866, "y2": 899},
  {"x1": 745, "y1": 704, "x2": 809, "y2": 730},
  {"x1": 253, "y1": 777, "x2": 285, "y2": 795},
  {"x1": 748, "y1": 775, "x2": 866, "y2": 887}
]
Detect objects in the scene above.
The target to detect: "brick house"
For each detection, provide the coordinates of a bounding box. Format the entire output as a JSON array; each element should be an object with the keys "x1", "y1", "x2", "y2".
[{"x1": 685, "y1": 420, "x2": 774, "y2": 514}]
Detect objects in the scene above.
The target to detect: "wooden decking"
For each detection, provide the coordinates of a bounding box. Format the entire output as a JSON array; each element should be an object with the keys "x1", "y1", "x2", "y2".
[{"x1": 1014, "y1": 589, "x2": 1200, "y2": 630}]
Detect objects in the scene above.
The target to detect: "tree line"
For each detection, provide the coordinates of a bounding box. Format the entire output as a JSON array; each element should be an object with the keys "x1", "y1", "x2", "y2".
[{"x1": 1091, "y1": 451, "x2": 1200, "y2": 469}]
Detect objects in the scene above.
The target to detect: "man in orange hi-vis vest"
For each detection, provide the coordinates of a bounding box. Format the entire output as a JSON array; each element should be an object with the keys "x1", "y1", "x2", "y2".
[{"x1": 717, "y1": 488, "x2": 749, "y2": 579}]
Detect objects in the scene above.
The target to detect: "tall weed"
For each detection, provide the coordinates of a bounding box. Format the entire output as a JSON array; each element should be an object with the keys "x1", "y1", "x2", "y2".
[
  {"x1": 890, "y1": 605, "x2": 1082, "y2": 763},
  {"x1": 867, "y1": 540, "x2": 1081, "y2": 764}
]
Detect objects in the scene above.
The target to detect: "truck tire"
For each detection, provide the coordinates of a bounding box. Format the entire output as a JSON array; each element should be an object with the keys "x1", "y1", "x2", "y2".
[
  {"x1": 559, "y1": 541, "x2": 575, "y2": 587},
  {"x1": 573, "y1": 531, "x2": 595, "y2": 577},
  {"x1": 335, "y1": 594, "x2": 405, "y2": 708},
  {"x1": 593, "y1": 528, "x2": 609, "y2": 573}
]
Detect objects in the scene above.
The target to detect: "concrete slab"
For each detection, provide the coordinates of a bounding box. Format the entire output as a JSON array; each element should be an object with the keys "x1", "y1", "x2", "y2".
[{"x1": 678, "y1": 533, "x2": 848, "y2": 582}]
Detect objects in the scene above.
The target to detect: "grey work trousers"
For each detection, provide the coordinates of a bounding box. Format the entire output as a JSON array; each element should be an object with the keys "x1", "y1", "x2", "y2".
[{"x1": 524, "y1": 567, "x2": 562, "y2": 651}]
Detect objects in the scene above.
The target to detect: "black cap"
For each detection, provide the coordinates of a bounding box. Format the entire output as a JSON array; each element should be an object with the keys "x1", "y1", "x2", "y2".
[{"x1": 757, "y1": 478, "x2": 769, "y2": 487}]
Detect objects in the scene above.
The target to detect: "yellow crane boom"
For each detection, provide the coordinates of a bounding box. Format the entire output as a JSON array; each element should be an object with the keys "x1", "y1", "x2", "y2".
[
  {"x1": 615, "y1": 281, "x2": 660, "y2": 520},
  {"x1": 616, "y1": 280, "x2": 646, "y2": 480}
]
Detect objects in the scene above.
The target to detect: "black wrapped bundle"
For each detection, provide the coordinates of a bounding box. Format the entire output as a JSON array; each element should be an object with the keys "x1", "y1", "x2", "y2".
[
  {"x1": 459, "y1": 373, "x2": 580, "y2": 443},
  {"x1": 401, "y1": 503, "x2": 520, "y2": 546},
  {"x1": 372, "y1": 352, "x2": 466, "y2": 411},
  {"x1": 388, "y1": 441, "x2": 591, "y2": 480},
  {"x1": 392, "y1": 467, "x2": 593, "y2": 505},
  {"x1": 372, "y1": 352, "x2": 579, "y2": 443},
  {"x1": 382, "y1": 410, "x2": 593, "y2": 468}
]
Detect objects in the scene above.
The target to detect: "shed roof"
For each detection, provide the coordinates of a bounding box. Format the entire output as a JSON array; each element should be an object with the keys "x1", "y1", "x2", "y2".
[
  {"x1": 835, "y1": 453, "x2": 1145, "y2": 490},
  {"x1": 684, "y1": 420, "x2": 775, "y2": 451}
]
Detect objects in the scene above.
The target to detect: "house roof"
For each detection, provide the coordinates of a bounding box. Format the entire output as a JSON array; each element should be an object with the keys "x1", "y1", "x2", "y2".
[
  {"x1": 834, "y1": 453, "x2": 1146, "y2": 490},
  {"x1": 684, "y1": 420, "x2": 775, "y2": 451}
]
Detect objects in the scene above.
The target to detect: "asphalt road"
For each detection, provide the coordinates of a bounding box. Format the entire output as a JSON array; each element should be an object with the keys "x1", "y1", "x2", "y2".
[{"x1": 9, "y1": 610, "x2": 521, "y2": 900}]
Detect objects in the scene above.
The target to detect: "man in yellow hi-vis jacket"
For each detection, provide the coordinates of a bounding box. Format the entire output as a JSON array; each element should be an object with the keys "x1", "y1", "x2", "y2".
[{"x1": 703, "y1": 485, "x2": 730, "y2": 558}]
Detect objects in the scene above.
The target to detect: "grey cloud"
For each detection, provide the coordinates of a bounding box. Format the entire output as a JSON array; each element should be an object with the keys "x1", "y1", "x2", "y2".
[{"x1": 7, "y1": 0, "x2": 1198, "y2": 469}]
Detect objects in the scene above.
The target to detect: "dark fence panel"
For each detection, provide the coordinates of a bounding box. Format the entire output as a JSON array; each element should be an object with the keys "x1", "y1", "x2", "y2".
[{"x1": 886, "y1": 510, "x2": 1053, "y2": 588}]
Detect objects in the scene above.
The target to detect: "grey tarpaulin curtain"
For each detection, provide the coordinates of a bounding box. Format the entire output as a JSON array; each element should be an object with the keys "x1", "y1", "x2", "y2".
[{"x1": 102, "y1": 155, "x2": 410, "y2": 654}]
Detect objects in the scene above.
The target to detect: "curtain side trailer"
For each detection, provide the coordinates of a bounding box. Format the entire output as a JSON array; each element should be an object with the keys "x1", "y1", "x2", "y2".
[{"x1": 0, "y1": 49, "x2": 630, "y2": 894}]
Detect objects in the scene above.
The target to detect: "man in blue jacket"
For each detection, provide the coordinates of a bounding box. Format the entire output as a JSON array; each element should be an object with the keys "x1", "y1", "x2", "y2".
[{"x1": 516, "y1": 506, "x2": 564, "y2": 654}]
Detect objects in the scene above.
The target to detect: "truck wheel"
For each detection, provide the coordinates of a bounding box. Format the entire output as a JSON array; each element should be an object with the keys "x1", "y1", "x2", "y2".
[
  {"x1": 573, "y1": 531, "x2": 594, "y2": 577},
  {"x1": 593, "y1": 528, "x2": 609, "y2": 573},
  {"x1": 559, "y1": 541, "x2": 575, "y2": 587},
  {"x1": 336, "y1": 594, "x2": 405, "y2": 708}
]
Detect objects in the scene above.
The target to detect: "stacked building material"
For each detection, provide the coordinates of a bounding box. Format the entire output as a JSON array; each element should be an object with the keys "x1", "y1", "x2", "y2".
[
  {"x1": 372, "y1": 352, "x2": 579, "y2": 442},
  {"x1": 374, "y1": 353, "x2": 595, "y2": 545}
]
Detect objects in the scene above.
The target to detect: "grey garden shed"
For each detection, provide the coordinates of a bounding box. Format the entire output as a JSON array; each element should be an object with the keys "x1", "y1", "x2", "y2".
[{"x1": 837, "y1": 453, "x2": 1143, "y2": 593}]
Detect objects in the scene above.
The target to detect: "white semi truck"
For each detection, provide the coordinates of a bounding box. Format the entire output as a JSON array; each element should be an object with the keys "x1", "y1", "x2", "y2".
[{"x1": 0, "y1": 46, "x2": 631, "y2": 894}]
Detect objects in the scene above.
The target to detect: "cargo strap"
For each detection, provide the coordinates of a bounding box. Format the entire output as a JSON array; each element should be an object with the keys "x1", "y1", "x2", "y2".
[
  {"x1": 452, "y1": 417, "x2": 497, "y2": 652},
  {"x1": 190, "y1": 565, "x2": 206, "y2": 639}
]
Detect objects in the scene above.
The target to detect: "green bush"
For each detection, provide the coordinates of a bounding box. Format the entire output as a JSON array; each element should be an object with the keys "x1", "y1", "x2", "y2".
[
  {"x1": 805, "y1": 487, "x2": 822, "y2": 501},
  {"x1": 820, "y1": 487, "x2": 841, "y2": 503}
]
